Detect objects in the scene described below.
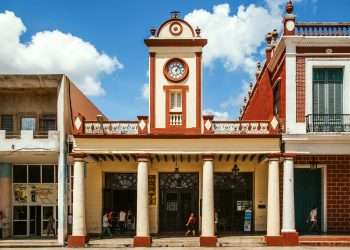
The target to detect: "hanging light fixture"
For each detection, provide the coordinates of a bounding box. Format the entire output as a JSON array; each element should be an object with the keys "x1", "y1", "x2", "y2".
[{"x1": 232, "y1": 164, "x2": 240, "y2": 178}]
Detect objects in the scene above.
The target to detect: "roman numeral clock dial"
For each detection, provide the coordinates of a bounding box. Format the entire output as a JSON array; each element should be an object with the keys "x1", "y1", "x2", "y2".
[{"x1": 164, "y1": 58, "x2": 188, "y2": 82}]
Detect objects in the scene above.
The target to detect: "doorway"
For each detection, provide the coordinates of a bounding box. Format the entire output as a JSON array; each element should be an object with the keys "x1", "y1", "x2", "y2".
[
  {"x1": 214, "y1": 172, "x2": 253, "y2": 233},
  {"x1": 103, "y1": 173, "x2": 137, "y2": 234},
  {"x1": 159, "y1": 173, "x2": 199, "y2": 233},
  {"x1": 29, "y1": 206, "x2": 41, "y2": 236},
  {"x1": 295, "y1": 168, "x2": 322, "y2": 234}
]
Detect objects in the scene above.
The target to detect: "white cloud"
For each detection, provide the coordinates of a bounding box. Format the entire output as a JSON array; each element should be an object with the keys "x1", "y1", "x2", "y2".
[
  {"x1": 0, "y1": 10, "x2": 122, "y2": 96},
  {"x1": 185, "y1": 1, "x2": 284, "y2": 75},
  {"x1": 203, "y1": 109, "x2": 230, "y2": 121},
  {"x1": 141, "y1": 83, "x2": 149, "y2": 100}
]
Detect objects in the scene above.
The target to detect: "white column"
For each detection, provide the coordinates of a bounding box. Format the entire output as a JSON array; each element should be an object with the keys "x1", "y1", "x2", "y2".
[
  {"x1": 267, "y1": 157, "x2": 280, "y2": 236},
  {"x1": 201, "y1": 155, "x2": 215, "y2": 236},
  {"x1": 282, "y1": 156, "x2": 296, "y2": 232},
  {"x1": 136, "y1": 156, "x2": 149, "y2": 237},
  {"x1": 72, "y1": 156, "x2": 86, "y2": 236}
]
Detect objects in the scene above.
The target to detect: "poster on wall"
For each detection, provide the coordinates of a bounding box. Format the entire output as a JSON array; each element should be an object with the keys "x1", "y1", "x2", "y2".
[
  {"x1": 148, "y1": 175, "x2": 156, "y2": 205},
  {"x1": 244, "y1": 209, "x2": 252, "y2": 232},
  {"x1": 13, "y1": 184, "x2": 57, "y2": 205}
]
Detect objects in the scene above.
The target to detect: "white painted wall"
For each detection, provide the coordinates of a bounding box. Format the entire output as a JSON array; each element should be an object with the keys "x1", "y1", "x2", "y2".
[
  {"x1": 157, "y1": 21, "x2": 194, "y2": 39},
  {"x1": 153, "y1": 50, "x2": 198, "y2": 129}
]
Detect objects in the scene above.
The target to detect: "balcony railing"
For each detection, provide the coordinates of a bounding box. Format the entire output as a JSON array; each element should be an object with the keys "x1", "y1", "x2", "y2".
[
  {"x1": 296, "y1": 22, "x2": 350, "y2": 36},
  {"x1": 169, "y1": 112, "x2": 182, "y2": 126},
  {"x1": 306, "y1": 114, "x2": 350, "y2": 132},
  {"x1": 212, "y1": 121, "x2": 271, "y2": 134},
  {"x1": 84, "y1": 121, "x2": 139, "y2": 135}
]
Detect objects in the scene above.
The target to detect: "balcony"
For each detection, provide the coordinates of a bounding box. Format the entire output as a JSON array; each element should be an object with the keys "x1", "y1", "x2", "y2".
[
  {"x1": 295, "y1": 22, "x2": 350, "y2": 36},
  {"x1": 306, "y1": 114, "x2": 350, "y2": 132},
  {"x1": 0, "y1": 130, "x2": 59, "y2": 151},
  {"x1": 211, "y1": 121, "x2": 271, "y2": 135},
  {"x1": 169, "y1": 112, "x2": 182, "y2": 126}
]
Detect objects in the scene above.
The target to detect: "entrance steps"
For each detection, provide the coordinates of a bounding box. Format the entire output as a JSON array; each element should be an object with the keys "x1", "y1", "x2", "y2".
[
  {"x1": 299, "y1": 235, "x2": 350, "y2": 247},
  {"x1": 88, "y1": 237, "x2": 133, "y2": 248},
  {"x1": 0, "y1": 239, "x2": 60, "y2": 248},
  {"x1": 218, "y1": 235, "x2": 265, "y2": 247},
  {"x1": 152, "y1": 236, "x2": 199, "y2": 247}
]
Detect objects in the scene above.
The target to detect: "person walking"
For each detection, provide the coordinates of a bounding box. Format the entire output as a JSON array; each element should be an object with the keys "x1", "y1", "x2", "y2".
[
  {"x1": 119, "y1": 209, "x2": 126, "y2": 234},
  {"x1": 185, "y1": 212, "x2": 197, "y2": 236},
  {"x1": 68, "y1": 213, "x2": 73, "y2": 235},
  {"x1": 101, "y1": 211, "x2": 112, "y2": 238},
  {"x1": 307, "y1": 206, "x2": 318, "y2": 233},
  {"x1": 47, "y1": 215, "x2": 56, "y2": 237}
]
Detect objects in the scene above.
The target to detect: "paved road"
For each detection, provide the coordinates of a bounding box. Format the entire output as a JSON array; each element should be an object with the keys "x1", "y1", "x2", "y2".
[{"x1": 1, "y1": 247, "x2": 350, "y2": 250}]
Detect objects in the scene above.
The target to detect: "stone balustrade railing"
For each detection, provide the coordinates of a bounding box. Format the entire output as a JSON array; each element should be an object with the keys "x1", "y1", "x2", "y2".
[
  {"x1": 84, "y1": 121, "x2": 139, "y2": 135},
  {"x1": 211, "y1": 121, "x2": 271, "y2": 134},
  {"x1": 295, "y1": 22, "x2": 350, "y2": 36},
  {"x1": 78, "y1": 116, "x2": 278, "y2": 136}
]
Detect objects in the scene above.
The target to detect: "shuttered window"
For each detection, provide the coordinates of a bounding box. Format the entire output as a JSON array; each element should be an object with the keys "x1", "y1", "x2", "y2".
[{"x1": 313, "y1": 68, "x2": 343, "y2": 115}]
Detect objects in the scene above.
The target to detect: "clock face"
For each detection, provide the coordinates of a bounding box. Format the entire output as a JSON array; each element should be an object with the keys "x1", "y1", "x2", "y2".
[
  {"x1": 286, "y1": 20, "x2": 295, "y2": 32},
  {"x1": 164, "y1": 58, "x2": 188, "y2": 82}
]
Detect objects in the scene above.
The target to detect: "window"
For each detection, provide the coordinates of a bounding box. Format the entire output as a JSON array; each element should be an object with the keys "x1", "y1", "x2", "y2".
[
  {"x1": 313, "y1": 68, "x2": 343, "y2": 114},
  {"x1": 170, "y1": 91, "x2": 182, "y2": 112},
  {"x1": 21, "y1": 117, "x2": 36, "y2": 130},
  {"x1": 42, "y1": 165, "x2": 54, "y2": 183},
  {"x1": 13, "y1": 164, "x2": 56, "y2": 183},
  {"x1": 273, "y1": 80, "x2": 280, "y2": 116},
  {"x1": 1, "y1": 115, "x2": 13, "y2": 132},
  {"x1": 13, "y1": 206, "x2": 28, "y2": 235},
  {"x1": 28, "y1": 165, "x2": 41, "y2": 183},
  {"x1": 13, "y1": 165, "x2": 27, "y2": 183},
  {"x1": 40, "y1": 114, "x2": 56, "y2": 132}
]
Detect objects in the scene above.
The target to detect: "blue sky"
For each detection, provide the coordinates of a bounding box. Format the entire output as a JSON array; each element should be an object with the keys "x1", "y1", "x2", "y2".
[{"x1": 0, "y1": 0, "x2": 349, "y2": 120}]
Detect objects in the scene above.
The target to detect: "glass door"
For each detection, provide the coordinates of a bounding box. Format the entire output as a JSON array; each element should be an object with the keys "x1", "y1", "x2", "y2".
[
  {"x1": 13, "y1": 206, "x2": 28, "y2": 236},
  {"x1": 42, "y1": 206, "x2": 56, "y2": 237},
  {"x1": 29, "y1": 206, "x2": 41, "y2": 236}
]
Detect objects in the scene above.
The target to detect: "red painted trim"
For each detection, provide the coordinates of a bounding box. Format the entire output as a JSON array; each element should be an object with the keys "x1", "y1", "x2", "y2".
[
  {"x1": 164, "y1": 85, "x2": 188, "y2": 129},
  {"x1": 149, "y1": 52, "x2": 156, "y2": 130},
  {"x1": 144, "y1": 39, "x2": 207, "y2": 47},
  {"x1": 67, "y1": 235, "x2": 88, "y2": 248},
  {"x1": 134, "y1": 236, "x2": 152, "y2": 247},
  {"x1": 74, "y1": 133, "x2": 280, "y2": 139},
  {"x1": 282, "y1": 232, "x2": 299, "y2": 246},
  {"x1": 169, "y1": 21, "x2": 183, "y2": 36},
  {"x1": 200, "y1": 236, "x2": 217, "y2": 247},
  {"x1": 156, "y1": 18, "x2": 195, "y2": 37},
  {"x1": 163, "y1": 58, "x2": 189, "y2": 83},
  {"x1": 202, "y1": 154, "x2": 214, "y2": 161},
  {"x1": 70, "y1": 153, "x2": 87, "y2": 159},
  {"x1": 196, "y1": 52, "x2": 202, "y2": 131},
  {"x1": 265, "y1": 235, "x2": 284, "y2": 246}
]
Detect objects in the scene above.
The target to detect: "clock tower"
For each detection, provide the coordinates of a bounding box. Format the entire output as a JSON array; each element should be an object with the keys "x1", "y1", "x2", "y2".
[{"x1": 144, "y1": 12, "x2": 207, "y2": 134}]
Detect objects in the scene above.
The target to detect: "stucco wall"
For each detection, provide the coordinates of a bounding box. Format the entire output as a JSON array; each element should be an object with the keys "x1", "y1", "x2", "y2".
[{"x1": 85, "y1": 158, "x2": 268, "y2": 234}]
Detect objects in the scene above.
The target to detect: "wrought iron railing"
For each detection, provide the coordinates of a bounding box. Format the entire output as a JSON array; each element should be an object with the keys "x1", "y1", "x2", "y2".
[
  {"x1": 212, "y1": 121, "x2": 271, "y2": 134},
  {"x1": 296, "y1": 22, "x2": 350, "y2": 36},
  {"x1": 84, "y1": 121, "x2": 139, "y2": 135},
  {"x1": 306, "y1": 114, "x2": 350, "y2": 132}
]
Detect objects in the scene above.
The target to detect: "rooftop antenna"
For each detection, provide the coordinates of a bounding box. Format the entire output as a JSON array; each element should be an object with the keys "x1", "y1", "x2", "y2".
[{"x1": 170, "y1": 10, "x2": 180, "y2": 19}]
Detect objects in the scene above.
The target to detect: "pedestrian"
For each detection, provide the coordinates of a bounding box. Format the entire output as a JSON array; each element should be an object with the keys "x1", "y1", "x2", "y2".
[
  {"x1": 68, "y1": 213, "x2": 73, "y2": 235},
  {"x1": 127, "y1": 209, "x2": 134, "y2": 231},
  {"x1": 101, "y1": 211, "x2": 112, "y2": 238},
  {"x1": 185, "y1": 212, "x2": 197, "y2": 236},
  {"x1": 47, "y1": 215, "x2": 56, "y2": 237},
  {"x1": 214, "y1": 210, "x2": 219, "y2": 235},
  {"x1": 307, "y1": 206, "x2": 318, "y2": 233},
  {"x1": 119, "y1": 209, "x2": 126, "y2": 233},
  {"x1": 0, "y1": 211, "x2": 3, "y2": 239}
]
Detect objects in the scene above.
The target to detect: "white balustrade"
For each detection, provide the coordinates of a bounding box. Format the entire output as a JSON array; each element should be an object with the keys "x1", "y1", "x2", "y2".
[
  {"x1": 169, "y1": 113, "x2": 182, "y2": 126},
  {"x1": 84, "y1": 121, "x2": 138, "y2": 135},
  {"x1": 212, "y1": 121, "x2": 270, "y2": 134}
]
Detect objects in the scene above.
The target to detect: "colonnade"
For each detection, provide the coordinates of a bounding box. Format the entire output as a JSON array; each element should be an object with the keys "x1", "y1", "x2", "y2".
[{"x1": 68, "y1": 153, "x2": 297, "y2": 247}]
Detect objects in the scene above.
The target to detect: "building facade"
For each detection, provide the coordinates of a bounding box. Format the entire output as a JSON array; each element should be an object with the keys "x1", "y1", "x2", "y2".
[
  {"x1": 242, "y1": 0, "x2": 350, "y2": 246},
  {"x1": 0, "y1": 75, "x2": 103, "y2": 245}
]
